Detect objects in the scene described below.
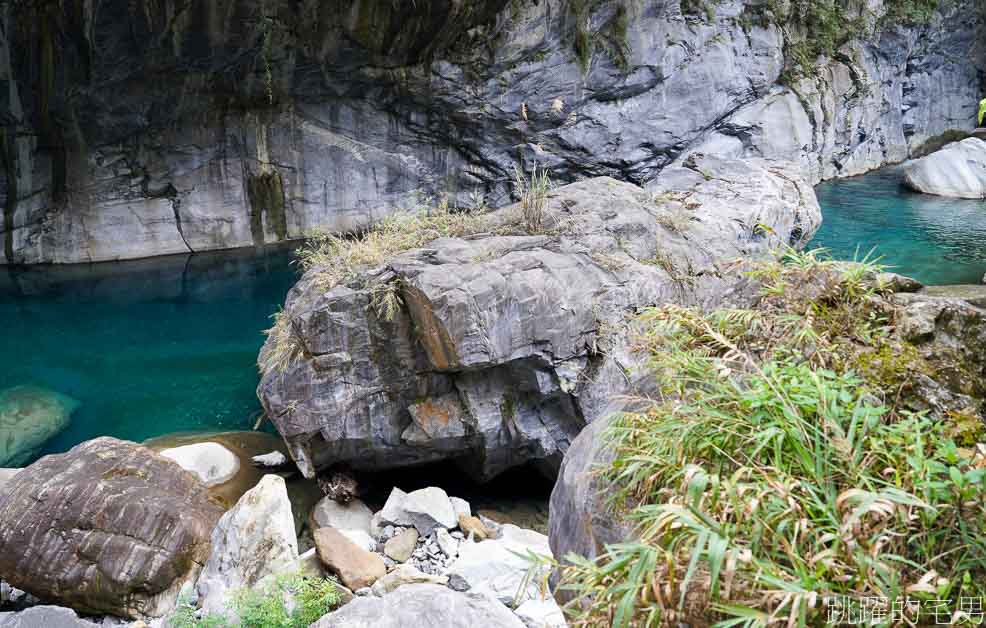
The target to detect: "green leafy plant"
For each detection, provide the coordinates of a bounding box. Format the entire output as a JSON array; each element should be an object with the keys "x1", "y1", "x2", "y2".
[
  {"x1": 559, "y1": 250, "x2": 986, "y2": 627},
  {"x1": 165, "y1": 573, "x2": 341, "y2": 628}
]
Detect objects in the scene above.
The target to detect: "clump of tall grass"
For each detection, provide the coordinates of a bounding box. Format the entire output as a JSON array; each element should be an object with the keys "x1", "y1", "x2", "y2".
[
  {"x1": 296, "y1": 201, "x2": 489, "y2": 286},
  {"x1": 559, "y1": 249, "x2": 986, "y2": 627},
  {"x1": 259, "y1": 201, "x2": 489, "y2": 375},
  {"x1": 512, "y1": 163, "x2": 553, "y2": 234}
]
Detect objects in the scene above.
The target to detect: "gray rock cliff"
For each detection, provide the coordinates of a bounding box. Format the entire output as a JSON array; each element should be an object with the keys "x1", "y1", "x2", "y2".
[{"x1": 0, "y1": 0, "x2": 981, "y2": 263}]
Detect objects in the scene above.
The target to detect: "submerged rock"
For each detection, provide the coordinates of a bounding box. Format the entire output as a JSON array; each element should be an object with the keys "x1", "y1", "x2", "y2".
[
  {"x1": 196, "y1": 475, "x2": 299, "y2": 614},
  {"x1": 0, "y1": 386, "x2": 79, "y2": 467},
  {"x1": 259, "y1": 164, "x2": 818, "y2": 481},
  {"x1": 0, "y1": 438, "x2": 223, "y2": 618},
  {"x1": 311, "y1": 583, "x2": 525, "y2": 628},
  {"x1": 160, "y1": 442, "x2": 240, "y2": 487},
  {"x1": 903, "y1": 138, "x2": 986, "y2": 199}
]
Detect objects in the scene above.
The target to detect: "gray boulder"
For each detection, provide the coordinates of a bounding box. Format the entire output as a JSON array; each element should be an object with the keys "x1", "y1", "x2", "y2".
[
  {"x1": 547, "y1": 417, "x2": 637, "y2": 604},
  {"x1": 0, "y1": 386, "x2": 79, "y2": 467},
  {"x1": 0, "y1": 438, "x2": 224, "y2": 618},
  {"x1": 0, "y1": 606, "x2": 101, "y2": 628},
  {"x1": 310, "y1": 583, "x2": 525, "y2": 628},
  {"x1": 258, "y1": 161, "x2": 819, "y2": 481},
  {"x1": 196, "y1": 474, "x2": 299, "y2": 614},
  {"x1": 903, "y1": 138, "x2": 986, "y2": 198}
]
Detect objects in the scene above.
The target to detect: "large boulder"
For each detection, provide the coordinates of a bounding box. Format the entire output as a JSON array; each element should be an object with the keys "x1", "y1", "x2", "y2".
[
  {"x1": 548, "y1": 417, "x2": 635, "y2": 580},
  {"x1": 0, "y1": 438, "x2": 224, "y2": 618},
  {"x1": 310, "y1": 583, "x2": 525, "y2": 628},
  {"x1": 903, "y1": 138, "x2": 986, "y2": 198},
  {"x1": 0, "y1": 386, "x2": 79, "y2": 467},
  {"x1": 196, "y1": 474, "x2": 299, "y2": 614},
  {"x1": 258, "y1": 160, "x2": 819, "y2": 481}
]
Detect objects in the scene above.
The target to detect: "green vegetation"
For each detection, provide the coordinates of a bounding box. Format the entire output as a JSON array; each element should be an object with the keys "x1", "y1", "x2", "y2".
[
  {"x1": 512, "y1": 164, "x2": 553, "y2": 235},
  {"x1": 743, "y1": 0, "x2": 941, "y2": 82},
  {"x1": 568, "y1": 0, "x2": 632, "y2": 73},
  {"x1": 165, "y1": 573, "x2": 341, "y2": 628},
  {"x1": 559, "y1": 251, "x2": 986, "y2": 627}
]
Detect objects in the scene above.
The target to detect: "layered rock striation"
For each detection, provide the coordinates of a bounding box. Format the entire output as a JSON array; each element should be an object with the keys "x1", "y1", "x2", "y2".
[
  {"x1": 0, "y1": 0, "x2": 981, "y2": 263},
  {"x1": 0, "y1": 438, "x2": 224, "y2": 618}
]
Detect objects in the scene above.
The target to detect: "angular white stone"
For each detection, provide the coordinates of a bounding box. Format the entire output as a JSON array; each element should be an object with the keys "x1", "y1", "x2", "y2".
[
  {"x1": 402, "y1": 487, "x2": 457, "y2": 535},
  {"x1": 450, "y1": 496, "x2": 471, "y2": 520},
  {"x1": 196, "y1": 475, "x2": 298, "y2": 613},
  {"x1": 435, "y1": 528, "x2": 458, "y2": 559},
  {"x1": 448, "y1": 524, "x2": 553, "y2": 606},
  {"x1": 251, "y1": 451, "x2": 288, "y2": 467}
]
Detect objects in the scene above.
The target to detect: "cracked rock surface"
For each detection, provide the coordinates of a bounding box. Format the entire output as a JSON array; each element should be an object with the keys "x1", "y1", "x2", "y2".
[
  {"x1": 0, "y1": 0, "x2": 980, "y2": 263},
  {"x1": 258, "y1": 158, "x2": 820, "y2": 480}
]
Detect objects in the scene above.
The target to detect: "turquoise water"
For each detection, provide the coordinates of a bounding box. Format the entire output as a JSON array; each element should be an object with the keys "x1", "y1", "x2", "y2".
[
  {"x1": 813, "y1": 167, "x2": 986, "y2": 285},
  {"x1": 0, "y1": 247, "x2": 299, "y2": 462},
  {"x1": 3, "y1": 168, "x2": 983, "y2": 463}
]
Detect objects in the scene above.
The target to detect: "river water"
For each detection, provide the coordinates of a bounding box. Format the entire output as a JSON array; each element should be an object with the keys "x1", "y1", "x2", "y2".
[
  {"x1": 2, "y1": 166, "x2": 983, "y2": 462},
  {"x1": 812, "y1": 167, "x2": 986, "y2": 284}
]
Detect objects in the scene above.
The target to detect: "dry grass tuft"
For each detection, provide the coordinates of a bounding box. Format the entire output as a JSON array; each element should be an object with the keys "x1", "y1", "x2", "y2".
[{"x1": 512, "y1": 163, "x2": 553, "y2": 234}]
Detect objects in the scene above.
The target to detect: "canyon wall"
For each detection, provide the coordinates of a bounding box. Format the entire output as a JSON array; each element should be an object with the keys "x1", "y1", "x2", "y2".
[{"x1": 0, "y1": 0, "x2": 983, "y2": 264}]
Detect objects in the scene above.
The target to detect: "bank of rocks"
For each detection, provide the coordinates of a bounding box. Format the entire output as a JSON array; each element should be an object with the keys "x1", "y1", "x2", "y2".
[{"x1": 0, "y1": 435, "x2": 562, "y2": 626}]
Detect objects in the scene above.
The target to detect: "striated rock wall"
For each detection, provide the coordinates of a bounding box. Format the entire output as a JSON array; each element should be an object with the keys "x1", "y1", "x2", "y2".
[{"x1": 0, "y1": 0, "x2": 982, "y2": 264}]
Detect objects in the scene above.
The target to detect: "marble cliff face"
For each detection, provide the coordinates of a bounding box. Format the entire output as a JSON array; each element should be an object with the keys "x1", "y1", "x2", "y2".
[{"x1": 0, "y1": 0, "x2": 982, "y2": 264}]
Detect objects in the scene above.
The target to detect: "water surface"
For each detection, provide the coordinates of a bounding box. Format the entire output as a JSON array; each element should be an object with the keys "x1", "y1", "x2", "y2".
[
  {"x1": 813, "y1": 167, "x2": 986, "y2": 285},
  {"x1": 0, "y1": 246, "x2": 299, "y2": 461}
]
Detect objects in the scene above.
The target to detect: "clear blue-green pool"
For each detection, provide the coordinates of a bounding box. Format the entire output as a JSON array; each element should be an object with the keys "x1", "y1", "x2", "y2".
[
  {"x1": 0, "y1": 246, "x2": 299, "y2": 462},
  {"x1": 3, "y1": 167, "x2": 984, "y2": 464},
  {"x1": 813, "y1": 167, "x2": 986, "y2": 285}
]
